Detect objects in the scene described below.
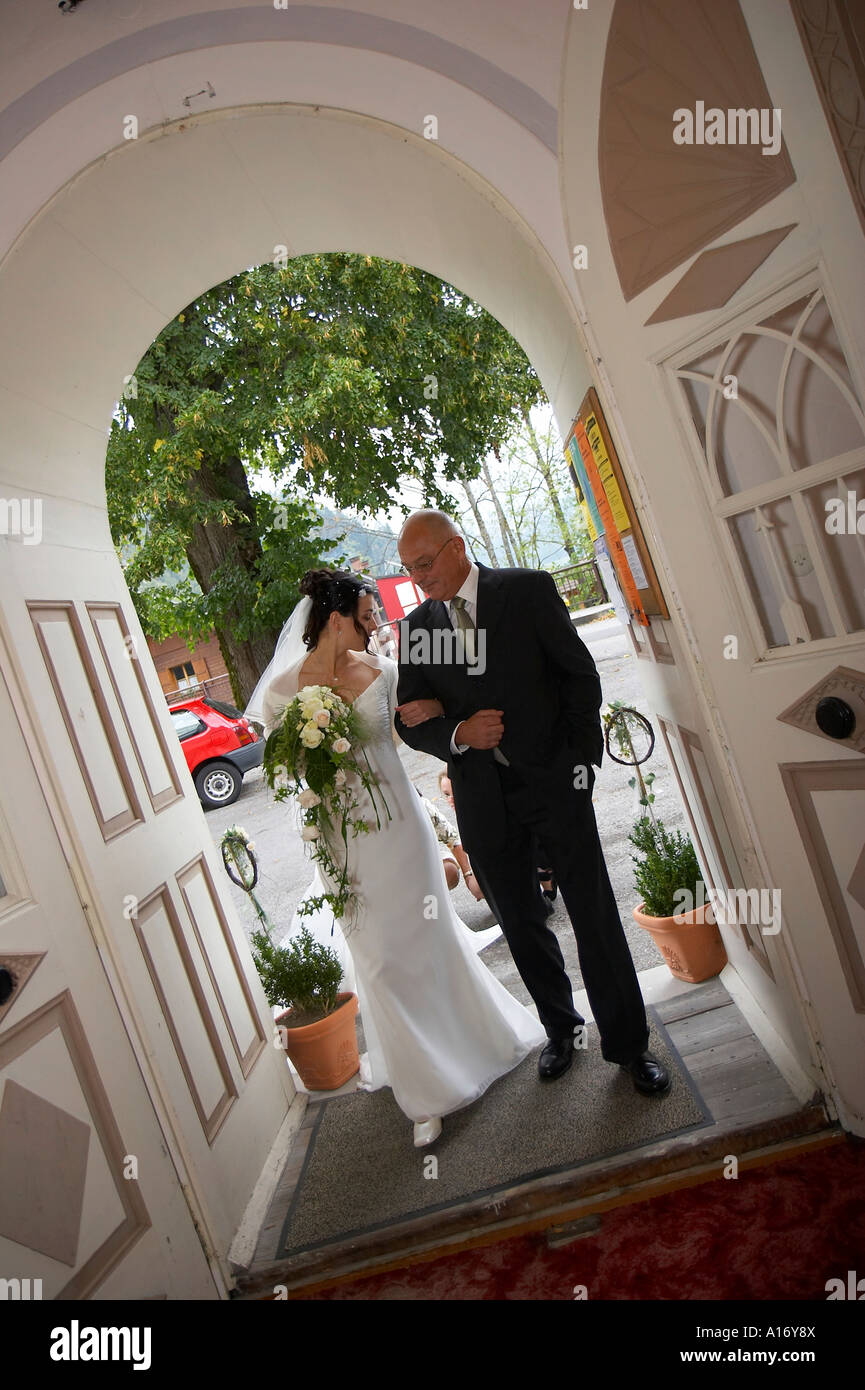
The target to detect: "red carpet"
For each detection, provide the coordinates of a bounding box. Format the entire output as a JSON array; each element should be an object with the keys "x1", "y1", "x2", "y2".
[{"x1": 291, "y1": 1137, "x2": 865, "y2": 1300}]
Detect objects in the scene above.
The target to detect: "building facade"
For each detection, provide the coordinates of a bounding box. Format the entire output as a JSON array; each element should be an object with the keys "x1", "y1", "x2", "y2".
[{"x1": 148, "y1": 632, "x2": 234, "y2": 707}]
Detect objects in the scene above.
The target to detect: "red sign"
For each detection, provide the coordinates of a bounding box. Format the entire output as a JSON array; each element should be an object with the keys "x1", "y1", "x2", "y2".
[
  {"x1": 374, "y1": 574, "x2": 426, "y2": 623},
  {"x1": 371, "y1": 574, "x2": 427, "y2": 659}
]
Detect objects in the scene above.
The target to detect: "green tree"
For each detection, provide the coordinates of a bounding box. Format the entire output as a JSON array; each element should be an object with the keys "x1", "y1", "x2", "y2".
[
  {"x1": 483, "y1": 414, "x2": 593, "y2": 570},
  {"x1": 107, "y1": 254, "x2": 543, "y2": 704},
  {"x1": 460, "y1": 477, "x2": 501, "y2": 565},
  {"x1": 517, "y1": 407, "x2": 582, "y2": 563}
]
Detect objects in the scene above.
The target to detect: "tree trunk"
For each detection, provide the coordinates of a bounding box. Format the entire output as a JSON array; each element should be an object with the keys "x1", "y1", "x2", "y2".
[
  {"x1": 500, "y1": 481, "x2": 530, "y2": 566},
  {"x1": 460, "y1": 479, "x2": 500, "y2": 566},
  {"x1": 184, "y1": 454, "x2": 280, "y2": 708},
  {"x1": 520, "y1": 408, "x2": 579, "y2": 563},
  {"x1": 483, "y1": 451, "x2": 518, "y2": 566}
]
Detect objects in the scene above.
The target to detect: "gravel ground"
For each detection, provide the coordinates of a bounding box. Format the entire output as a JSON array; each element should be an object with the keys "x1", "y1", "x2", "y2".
[{"x1": 206, "y1": 615, "x2": 688, "y2": 1001}]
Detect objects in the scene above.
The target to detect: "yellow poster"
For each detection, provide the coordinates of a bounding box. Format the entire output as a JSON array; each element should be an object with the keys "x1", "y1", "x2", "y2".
[{"x1": 584, "y1": 413, "x2": 630, "y2": 535}]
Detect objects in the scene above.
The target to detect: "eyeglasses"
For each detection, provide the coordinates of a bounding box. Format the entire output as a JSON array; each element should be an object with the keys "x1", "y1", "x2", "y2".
[{"x1": 400, "y1": 536, "x2": 456, "y2": 578}]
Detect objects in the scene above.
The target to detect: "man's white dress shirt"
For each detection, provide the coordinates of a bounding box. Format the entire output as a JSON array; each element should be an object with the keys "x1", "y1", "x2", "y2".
[{"x1": 447, "y1": 564, "x2": 508, "y2": 763}]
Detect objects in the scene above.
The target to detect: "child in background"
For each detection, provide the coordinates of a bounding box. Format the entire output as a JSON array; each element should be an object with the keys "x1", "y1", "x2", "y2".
[
  {"x1": 412, "y1": 783, "x2": 501, "y2": 951},
  {"x1": 428, "y1": 772, "x2": 484, "y2": 901}
]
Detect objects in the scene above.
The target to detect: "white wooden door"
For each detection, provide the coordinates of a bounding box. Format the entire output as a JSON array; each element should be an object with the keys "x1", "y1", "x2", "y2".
[
  {"x1": 658, "y1": 268, "x2": 865, "y2": 1134},
  {"x1": 0, "y1": 522, "x2": 298, "y2": 1296},
  {"x1": 0, "y1": 627, "x2": 219, "y2": 1298}
]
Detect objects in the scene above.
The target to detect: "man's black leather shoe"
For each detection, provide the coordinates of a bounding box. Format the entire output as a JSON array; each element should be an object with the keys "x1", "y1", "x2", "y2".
[
  {"x1": 620, "y1": 1050, "x2": 671, "y2": 1096},
  {"x1": 538, "y1": 1037, "x2": 574, "y2": 1080}
]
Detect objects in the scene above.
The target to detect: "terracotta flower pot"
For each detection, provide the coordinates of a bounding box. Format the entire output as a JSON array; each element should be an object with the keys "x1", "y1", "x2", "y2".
[
  {"x1": 275, "y1": 991, "x2": 359, "y2": 1091},
  {"x1": 632, "y1": 902, "x2": 727, "y2": 984}
]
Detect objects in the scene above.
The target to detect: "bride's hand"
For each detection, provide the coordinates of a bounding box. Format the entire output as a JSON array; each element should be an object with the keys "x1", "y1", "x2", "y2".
[{"x1": 396, "y1": 698, "x2": 444, "y2": 727}]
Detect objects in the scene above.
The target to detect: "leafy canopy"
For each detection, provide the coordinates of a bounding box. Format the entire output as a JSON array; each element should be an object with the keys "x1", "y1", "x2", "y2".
[{"x1": 106, "y1": 254, "x2": 544, "y2": 645}]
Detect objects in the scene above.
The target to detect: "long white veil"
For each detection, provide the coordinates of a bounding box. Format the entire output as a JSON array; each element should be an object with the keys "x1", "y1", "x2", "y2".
[{"x1": 244, "y1": 595, "x2": 312, "y2": 734}]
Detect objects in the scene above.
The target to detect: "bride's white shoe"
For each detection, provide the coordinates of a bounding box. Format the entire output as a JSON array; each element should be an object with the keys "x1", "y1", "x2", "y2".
[
  {"x1": 471, "y1": 923, "x2": 503, "y2": 951},
  {"x1": 413, "y1": 1117, "x2": 442, "y2": 1147}
]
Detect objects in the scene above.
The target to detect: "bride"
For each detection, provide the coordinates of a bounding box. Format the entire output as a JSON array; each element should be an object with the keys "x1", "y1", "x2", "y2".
[{"x1": 246, "y1": 568, "x2": 545, "y2": 1148}]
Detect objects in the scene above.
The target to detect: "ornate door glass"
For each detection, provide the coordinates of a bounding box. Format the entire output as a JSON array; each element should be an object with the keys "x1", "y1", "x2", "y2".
[{"x1": 673, "y1": 283, "x2": 865, "y2": 651}]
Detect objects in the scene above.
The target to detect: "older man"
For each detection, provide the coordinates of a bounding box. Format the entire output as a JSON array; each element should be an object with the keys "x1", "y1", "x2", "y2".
[{"x1": 395, "y1": 510, "x2": 669, "y2": 1095}]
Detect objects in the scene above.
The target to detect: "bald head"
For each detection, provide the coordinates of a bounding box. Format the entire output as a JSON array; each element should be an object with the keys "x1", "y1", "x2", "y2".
[
  {"x1": 398, "y1": 510, "x2": 459, "y2": 548},
  {"x1": 397, "y1": 509, "x2": 470, "y2": 601}
]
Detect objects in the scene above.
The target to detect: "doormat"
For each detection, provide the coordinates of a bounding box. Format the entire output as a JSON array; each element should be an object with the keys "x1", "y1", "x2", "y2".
[{"x1": 279, "y1": 1010, "x2": 711, "y2": 1258}]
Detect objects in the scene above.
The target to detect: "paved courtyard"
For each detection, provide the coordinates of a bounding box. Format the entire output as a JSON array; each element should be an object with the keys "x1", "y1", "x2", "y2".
[{"x1": 206, "y1": 615, "x2": 690, "y2": 1002}]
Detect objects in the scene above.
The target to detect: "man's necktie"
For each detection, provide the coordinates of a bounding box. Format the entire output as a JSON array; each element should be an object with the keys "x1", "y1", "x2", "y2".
[
  {"x1": 451, "y1": 596, "x2": 509, "y2": 765},
  {"x1": 450, "y1": 595, "x2": 476, "y2": 664}
]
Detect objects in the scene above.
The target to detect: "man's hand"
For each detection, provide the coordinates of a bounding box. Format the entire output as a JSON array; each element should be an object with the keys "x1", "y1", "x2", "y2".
[
  {"x1": 395, "y1": 698, "x2": 444, "y2": 728},
  {"x1": 454, "y1": 709, "x2": 504, "y2": 749}
]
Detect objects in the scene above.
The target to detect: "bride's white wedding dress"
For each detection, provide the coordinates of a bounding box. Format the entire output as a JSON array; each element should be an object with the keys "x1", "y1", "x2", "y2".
[
  {"x1": 280, "y1": 867, "x2": 502, "y2": 1001},
  {"x1": 275, "y1": 652, "x2": 545, "y2": 1122}
]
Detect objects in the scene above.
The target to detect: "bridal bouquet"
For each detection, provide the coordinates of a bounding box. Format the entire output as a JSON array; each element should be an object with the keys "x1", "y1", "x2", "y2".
[{"x1": 262, "y1": 684, "x2": 390, "y2": 926}]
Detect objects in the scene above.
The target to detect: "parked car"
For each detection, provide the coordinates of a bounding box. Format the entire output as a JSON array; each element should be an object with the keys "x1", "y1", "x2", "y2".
[{"x1": 169, "y1": 696, "x2": 263, "y2": 809}]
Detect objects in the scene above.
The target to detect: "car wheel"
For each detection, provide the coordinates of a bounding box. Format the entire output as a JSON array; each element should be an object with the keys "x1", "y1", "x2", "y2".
[{"x1": 195, "y1": 761, "x2": 242, "y2": 809}]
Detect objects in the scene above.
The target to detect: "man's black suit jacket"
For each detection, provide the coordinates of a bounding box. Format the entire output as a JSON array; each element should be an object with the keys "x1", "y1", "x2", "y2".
[{"x1": 395, "y1": 565, "x2": 604, "y2": 857}]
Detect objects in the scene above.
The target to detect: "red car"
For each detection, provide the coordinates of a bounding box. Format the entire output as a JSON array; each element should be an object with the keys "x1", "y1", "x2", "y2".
[{"x1": 169, "y1": 696, "x2": 263, "y2": 809}]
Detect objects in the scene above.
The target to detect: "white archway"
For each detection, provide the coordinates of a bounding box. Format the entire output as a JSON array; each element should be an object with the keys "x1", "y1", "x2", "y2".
[
  {"x1": 0, "y1": 104, "x2": 593, "y2": 1297},
  {"x1": 1, "y1": 105, "x2": 589, "y2": 527}
]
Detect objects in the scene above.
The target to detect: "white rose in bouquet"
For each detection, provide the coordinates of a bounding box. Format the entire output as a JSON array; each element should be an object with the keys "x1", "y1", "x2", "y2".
[
  {"x1": 333, "y1": 737, "x2": 351, "y2": 754},
  {"x1": 301, "y1": 723, "x2": 324, "y2": 749},
  {"x1": 334, "y1": 768, "x2": 347, "y2": 788},
  {"x1": 297, "y1": 788, "x2": 321, "y2": 809},
  {"x1": 314, "y1": 709, "x2": 331, "y2": 728},
  {"x1": 299, "y1": 688, "x2": 324, "y2": 719},
  {"x1": 301, "y1": 825, "x2": 320, "y2": 841}
]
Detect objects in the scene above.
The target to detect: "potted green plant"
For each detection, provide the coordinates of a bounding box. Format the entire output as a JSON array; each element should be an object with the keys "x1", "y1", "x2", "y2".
[
  {"x1": 219, "y1": 823, "x2": 359, "y2": 1092},
  {"x1": 251, "y1": 922, "x2": 359, "y2": 1091},
  {"x1": 629, "y1": 816, "x2": 727, "y2": 983}
]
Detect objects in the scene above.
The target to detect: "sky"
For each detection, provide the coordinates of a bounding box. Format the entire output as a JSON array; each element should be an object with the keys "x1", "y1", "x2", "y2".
[{"x1": 319, "y1": 400, "x2": 583, "y2": 573}]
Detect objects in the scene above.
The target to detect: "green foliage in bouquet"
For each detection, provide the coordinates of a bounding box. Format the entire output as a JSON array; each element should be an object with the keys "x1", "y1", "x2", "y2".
[
  {"x1": 628, "y1": 816, "x2": 704, "y2": 919},
  {"x1": 263, "y1": 684, "x2": 390, "y2": 925},
  {"x1": 250, "y1": 923, "x2": 344, "y2": 1025}
]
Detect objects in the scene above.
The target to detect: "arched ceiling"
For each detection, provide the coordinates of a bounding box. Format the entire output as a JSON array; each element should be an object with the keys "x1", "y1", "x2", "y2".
[
  {"x1": 0, "y1": 5, "x2": 559, "y2": 161},
  {"x1": 0, "y1": 105, "x2": 590, "y2": 534}
]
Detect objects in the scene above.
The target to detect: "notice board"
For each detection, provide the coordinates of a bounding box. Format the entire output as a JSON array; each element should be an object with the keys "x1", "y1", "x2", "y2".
[{"x1": 564, "y1": 387, "x2": 669, "y2": 624}]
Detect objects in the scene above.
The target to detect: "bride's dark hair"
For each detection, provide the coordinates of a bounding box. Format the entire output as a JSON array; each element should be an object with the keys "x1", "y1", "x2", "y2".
[{"x1": 300, "y1": 569, "x2": 375, "y2": 650}]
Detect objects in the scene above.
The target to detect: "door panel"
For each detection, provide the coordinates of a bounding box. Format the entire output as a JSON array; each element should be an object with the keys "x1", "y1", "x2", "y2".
[
  {"x1": 0, "y1": 654, "x2": 216, "y2": 1299},
  {"x1": 0, "y1": 538, "x2": 296, "y2": 1281}
]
